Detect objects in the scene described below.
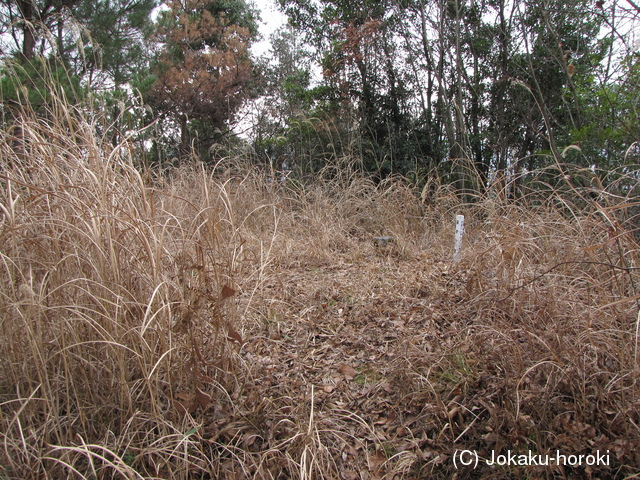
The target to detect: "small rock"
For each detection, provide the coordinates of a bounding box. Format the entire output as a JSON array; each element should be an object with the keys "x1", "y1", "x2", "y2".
[{"x1": 372, "y1": 236, "x2": 395, "y2": 247}]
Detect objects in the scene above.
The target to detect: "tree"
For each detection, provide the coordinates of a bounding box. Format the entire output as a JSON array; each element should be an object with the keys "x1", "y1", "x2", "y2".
[
  {"x1": 74, "y1": 0, "x2": 156, "y2": 87},
  {"x1": 0, "y1": 0, "x2": 155, "y2": 73},
  {"x1": 270, "y1": 0, "x2": 636, "y2": 192},
  {"x1": 0, "y1": 0, "x2": 80, "y2": 60},
  {"x1": 497, "y1": 0, "x2": 605, "y2": 188},
  {"x1": 278, "y1": 0, "x2": 419, "y2": 176},
  {"x1": 250, "y1": 26, "x2": 314, "y2": 171},
  {"x1": 145, "y1": 0, "x2": 258, "y2": 159},
  {"x1": 0, "y1": 0, "x2": 157, "y2": 140}
]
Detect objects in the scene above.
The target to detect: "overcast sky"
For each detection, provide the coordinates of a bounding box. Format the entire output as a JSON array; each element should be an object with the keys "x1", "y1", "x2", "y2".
[{"x1": 252, "y1": 0, "x2": 288, "y2": 58}]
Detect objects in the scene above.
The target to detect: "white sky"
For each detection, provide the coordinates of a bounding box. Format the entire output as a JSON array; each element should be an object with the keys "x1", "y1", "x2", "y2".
[{"x1": 251, "y1": 0, "x2": 289, "y2": 58}]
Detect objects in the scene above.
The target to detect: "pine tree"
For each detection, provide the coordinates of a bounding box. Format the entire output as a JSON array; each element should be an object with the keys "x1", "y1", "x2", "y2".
[{"x1": 146, "y1": 0, "x2": 257, "y2": 157}]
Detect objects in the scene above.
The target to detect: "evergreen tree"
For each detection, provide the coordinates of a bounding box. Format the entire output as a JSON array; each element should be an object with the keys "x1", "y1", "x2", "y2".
[{"x1": 145, "y1": 0, "x2": 258, "y2": 159}]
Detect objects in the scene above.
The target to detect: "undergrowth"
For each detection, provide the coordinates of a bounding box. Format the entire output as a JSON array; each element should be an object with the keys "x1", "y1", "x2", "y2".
[{"x1": 1, "y1": 98, "x2": 639, "y2": 479}]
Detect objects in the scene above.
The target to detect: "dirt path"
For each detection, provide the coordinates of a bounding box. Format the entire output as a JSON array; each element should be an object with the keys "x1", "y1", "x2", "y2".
[{"x1": 221, "y1": 249, "x2": 476, "y2": 478}]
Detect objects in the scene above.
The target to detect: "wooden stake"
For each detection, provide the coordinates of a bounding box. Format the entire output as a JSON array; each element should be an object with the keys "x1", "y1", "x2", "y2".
[{"x1": 454, "y1": 215, "x2": 464, "y2": 262}]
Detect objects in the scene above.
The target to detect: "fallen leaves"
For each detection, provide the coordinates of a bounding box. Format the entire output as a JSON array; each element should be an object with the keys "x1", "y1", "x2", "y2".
[
  {"x1": 174, "y1": 387, "x2": 212, "y2": 416},
  {"x1": 227, "y1": 325, "x2": 243, "y2": 345},
  {"x1": 338, "y1": 363, "x2": 358, "y2": 380},
  {"x1": 166, "y1": 251, "x2": 638, "y2": 478}
]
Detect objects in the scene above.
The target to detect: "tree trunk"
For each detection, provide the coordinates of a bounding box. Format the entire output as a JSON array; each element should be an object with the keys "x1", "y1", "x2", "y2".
[
  {"x1": 180, "y1": 114, "x2": 189, "y2": 158},
  {"x1": 17, "y1": 0, "x2": 36, "y2": 59}
]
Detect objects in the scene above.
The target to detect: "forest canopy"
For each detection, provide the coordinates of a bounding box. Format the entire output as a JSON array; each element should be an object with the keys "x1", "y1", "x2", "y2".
[{"x1": 0, "y1": 0, "x2": 639, "y2": 191}]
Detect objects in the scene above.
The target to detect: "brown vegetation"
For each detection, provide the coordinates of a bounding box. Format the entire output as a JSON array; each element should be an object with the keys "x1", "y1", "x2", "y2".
[{"x1": 1, "y1": 103, "x2": 639, "y2": 479}]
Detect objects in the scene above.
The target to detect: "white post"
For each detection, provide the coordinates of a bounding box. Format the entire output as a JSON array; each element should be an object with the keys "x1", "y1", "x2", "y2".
[{"x1": 454, "y1": 214, "x2": 465, "y2": 262}]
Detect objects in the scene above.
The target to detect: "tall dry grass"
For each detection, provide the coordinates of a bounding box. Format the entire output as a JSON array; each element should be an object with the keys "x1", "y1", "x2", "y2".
[
  {"x1": 1, "y1": 90, "x2": 639, "y2": 479},
  {"x1": 0, "y1": 96, "x2": 266, "y2": 478}
]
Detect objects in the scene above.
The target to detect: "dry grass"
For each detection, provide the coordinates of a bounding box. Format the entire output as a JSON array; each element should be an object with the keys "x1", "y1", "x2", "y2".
[{"x1": 1, "y1": 98, "x2": 640, "y2": 479}]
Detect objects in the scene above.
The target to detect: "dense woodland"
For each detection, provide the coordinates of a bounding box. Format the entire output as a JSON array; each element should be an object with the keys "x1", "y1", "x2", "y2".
[{"x1": 1, "y1": 0, "x2": 640, "y2": 189}]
